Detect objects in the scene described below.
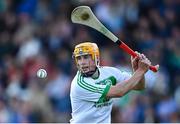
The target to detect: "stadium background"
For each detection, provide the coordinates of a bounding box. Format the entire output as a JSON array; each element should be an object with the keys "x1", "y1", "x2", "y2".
[{"x1": 0, "y1": 0, "x2": 179, "y2": 123}]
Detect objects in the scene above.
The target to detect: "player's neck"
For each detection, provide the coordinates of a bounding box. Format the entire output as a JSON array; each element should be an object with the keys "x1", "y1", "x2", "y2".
[
  {"x1": 82, "y1": 67, "x2": 99, "y2": 79},
  {"x1": 91, "y1": 68, "x2": 99, "y2": 79}
]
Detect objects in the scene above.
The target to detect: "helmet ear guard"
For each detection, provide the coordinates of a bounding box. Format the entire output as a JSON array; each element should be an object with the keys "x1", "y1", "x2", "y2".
[{"x1": 94, "y1": 53, "x2": 100, "y2": 67}]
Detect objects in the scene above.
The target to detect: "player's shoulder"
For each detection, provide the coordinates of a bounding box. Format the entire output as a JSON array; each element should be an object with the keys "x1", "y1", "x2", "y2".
[
  {"x1": 98, "y1": 66, "x2": 131, "y2": 76},
  {"x1": 71, "y1": 71, "x2": 80, "y2": 84},
  {"x1": 98, "y1": 66, "x2": 120, "y2": 72},
  {"x1": 70, "y1": 71, "x2": 81, "y2": 94}
]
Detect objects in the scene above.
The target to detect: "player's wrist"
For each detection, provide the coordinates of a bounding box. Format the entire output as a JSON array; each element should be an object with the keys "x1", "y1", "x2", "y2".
[
  {"x1": 136, "y1": 68, "x2": 146, "y2": 75},
  {"x1": 132, "y1": 67, "x2": 138, "y2": 72}
]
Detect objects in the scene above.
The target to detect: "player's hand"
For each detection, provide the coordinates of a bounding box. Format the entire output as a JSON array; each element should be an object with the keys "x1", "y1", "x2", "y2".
[
  {"x1": 137, "y1": 53, "x2": 151, "y2": 73},
  {"x1": 131, "y1": 51, "x2": 140, "y2": 72}
]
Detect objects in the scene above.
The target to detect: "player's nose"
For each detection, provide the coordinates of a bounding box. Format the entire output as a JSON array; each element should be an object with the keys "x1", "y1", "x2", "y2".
[{"x1": 78, "y1": 58, "x2": 86, "y2": 65}]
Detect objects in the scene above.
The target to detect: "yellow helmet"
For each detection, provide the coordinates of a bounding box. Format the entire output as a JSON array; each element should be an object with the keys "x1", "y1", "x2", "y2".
[{"x1": 73, "y1": 42, "x2": 100, "y2": 66}]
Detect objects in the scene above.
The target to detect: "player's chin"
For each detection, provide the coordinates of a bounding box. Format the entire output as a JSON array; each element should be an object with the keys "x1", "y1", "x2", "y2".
[
  {"x1": 81, "y1": 69, "x2": 89, "y2": 73},
  {"x1": 80, "y1": 67, "x2": 90, "y2": 73}
]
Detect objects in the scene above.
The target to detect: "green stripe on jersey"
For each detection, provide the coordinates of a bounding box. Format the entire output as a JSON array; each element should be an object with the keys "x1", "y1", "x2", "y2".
[
  {"x1": 97, "y1": 83, "x2": 111, "y2": 103},
  {"x1": 109, "y1": 76, "x2": 117, "y2": 85},
  {"x1": 77, "y1": 72, "x2": 104, "y2": 94},
  {"x1": 81, "y1": 75, "x2": 104, "y2": 92},
  {"x1": 77, "y1": 80, "x2": 102, "y2": 93},
  {"x1": 79, "y1": 75, "x2": 103, "y2": 94},
  {"x1": 81, "y1": 76, "x2": 104, "y2": 90}
]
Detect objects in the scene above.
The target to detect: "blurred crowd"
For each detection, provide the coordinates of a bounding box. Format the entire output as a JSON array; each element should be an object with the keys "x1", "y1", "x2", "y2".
[{"x1": 0, "y1": 0, "x2": 179, "y2": 123}]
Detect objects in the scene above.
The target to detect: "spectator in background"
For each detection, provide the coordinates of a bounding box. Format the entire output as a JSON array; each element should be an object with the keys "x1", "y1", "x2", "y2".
[{"x1": 45, "y1": 67, "x2": 71, "y2": 123}]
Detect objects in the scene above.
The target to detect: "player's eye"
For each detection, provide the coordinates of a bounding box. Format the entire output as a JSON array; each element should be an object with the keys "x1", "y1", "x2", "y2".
[
  {"x1": 83, "y1": 54, "x2": 90, "y2": 59},
  {"x1": 76, "y1": 56, "x2": 81, "y2": 60}
]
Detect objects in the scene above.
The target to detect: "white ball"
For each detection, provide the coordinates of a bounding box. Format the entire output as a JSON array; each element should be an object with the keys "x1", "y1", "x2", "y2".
[{"x1": 37, "y1": 69, "x2": 47, "y2": 78}]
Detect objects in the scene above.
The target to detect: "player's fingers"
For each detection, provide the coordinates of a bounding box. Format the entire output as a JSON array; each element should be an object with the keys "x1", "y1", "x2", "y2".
[
  {"x1": 134, "y1": 56, "x2": 139, "y2": 61},
  {"x1": 131, "y1": 55, "x2": 134, "y2": 60},
  {"x1": 142, "y1": 58, "x2": 151, "y2": 66},
  {"x1": 138, "y1": 53, "x2": 143, "y2": 60},
  {"x1": 131, "y1": 55, "x2": 138, "y2": 61},
  {"x1": 147, "y1": 59, "x2": 151, "y2": 65},
  {"x1": 132, "y1": 51, "x2": 139, "y2": 59},
  {"x1": 136, "y1": 52, "x2": 142, "y2": 59},
  {"x1": 135, "y1": 51, "x2": 139, "y2": 55},
  {"x1": 141, "y1": 54, "x2": 146, "y2": 59}
]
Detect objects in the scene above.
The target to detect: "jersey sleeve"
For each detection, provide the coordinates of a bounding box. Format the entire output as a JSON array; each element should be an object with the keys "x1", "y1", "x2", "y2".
[
  {"x1": 72, "y1": 72, "x2": 111, "y2": 102},
  {"x1": 107, "y1": 67, "x2": 132, "y2": 83}
]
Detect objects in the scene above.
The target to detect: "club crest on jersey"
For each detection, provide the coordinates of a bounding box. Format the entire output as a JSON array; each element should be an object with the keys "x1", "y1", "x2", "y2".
[
  {"x1": 105, "y1": 79, "x2": 112, "y2": 84},
  {"x1": 95, "y1": 79, "x2": 112, "y2": 85}
]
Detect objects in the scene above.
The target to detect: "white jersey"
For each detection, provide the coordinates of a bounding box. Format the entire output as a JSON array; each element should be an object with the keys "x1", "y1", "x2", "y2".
[{"x1": 70, "y1": 66, "x2": 131, "y2": 123}]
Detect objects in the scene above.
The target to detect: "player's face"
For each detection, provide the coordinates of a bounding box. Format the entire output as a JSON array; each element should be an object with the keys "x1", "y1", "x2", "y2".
[{"x1": 76, "y1": 54, "x2": 96, "y2": 74}]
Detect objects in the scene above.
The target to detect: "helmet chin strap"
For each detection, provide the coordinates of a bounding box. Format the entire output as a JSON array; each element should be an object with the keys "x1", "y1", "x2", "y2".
[
  {"x1": 82, "y1": 67, "x2": 99, "y2": 78},
  {"x1": 91, "y1": 67, "x2": 99, "y2": 79}
]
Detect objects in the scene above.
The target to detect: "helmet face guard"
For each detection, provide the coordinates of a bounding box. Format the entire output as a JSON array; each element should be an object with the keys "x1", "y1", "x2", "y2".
[{"x1": 73, "y1": 42, "x2": 100, "y2": 74}]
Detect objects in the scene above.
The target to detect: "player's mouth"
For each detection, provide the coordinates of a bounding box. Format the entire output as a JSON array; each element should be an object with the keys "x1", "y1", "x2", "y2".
[{"x1": 81, "y1": 66, "x2": 89, "y2": 72}]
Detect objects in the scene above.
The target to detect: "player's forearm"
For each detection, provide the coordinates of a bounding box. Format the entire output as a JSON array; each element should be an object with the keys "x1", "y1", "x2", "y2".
[
  {"x1": 107, "y1": 69, "x2": 145, "y2": 98},
  {"x1": 132, "y1": 75, "x2": 145, "y2": 90},
  {"x1": 132, "y1": 65, "x2": 145, "y2": 90}
]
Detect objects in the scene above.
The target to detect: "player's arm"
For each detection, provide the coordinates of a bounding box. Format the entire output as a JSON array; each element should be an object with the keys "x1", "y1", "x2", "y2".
[
  {"x1": 133, "y1": 76, "x2": 145, "y2": 90},
  {"x1": 106, "y1": 55, "x2": 151, "y2": 98},
  {"x1": 106, "y1": 69, "x2": 145, "y2": 98},
  {"x1": 131, "y1": 52, "x2": 149, "y2": 90}
]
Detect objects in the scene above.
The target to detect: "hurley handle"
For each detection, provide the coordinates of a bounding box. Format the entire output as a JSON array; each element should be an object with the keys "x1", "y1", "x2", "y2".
[{"x1": 116, "y1": 40, "x2": 159, "y2": 72}]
